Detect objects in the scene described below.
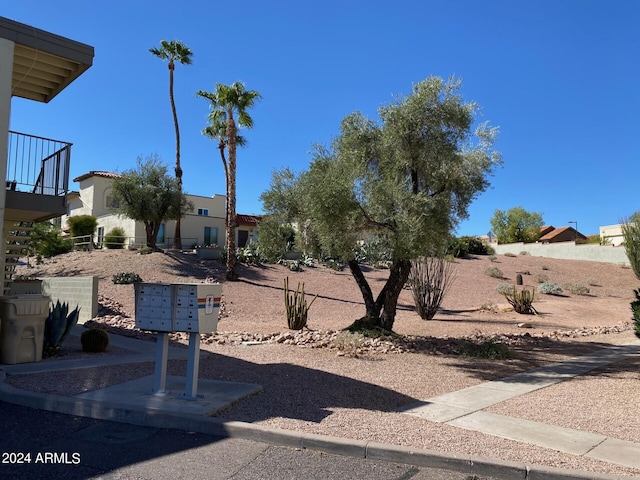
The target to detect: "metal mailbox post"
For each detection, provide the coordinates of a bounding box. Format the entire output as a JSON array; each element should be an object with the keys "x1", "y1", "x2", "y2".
[{"x1": 135, "y1": 282, "x2": 222, "y2": 399}]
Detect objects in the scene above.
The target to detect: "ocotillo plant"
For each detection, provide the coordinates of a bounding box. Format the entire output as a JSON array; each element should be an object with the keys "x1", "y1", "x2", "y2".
[{"x1": 284, "y1": 276, "x2": 317, "y2": 330}]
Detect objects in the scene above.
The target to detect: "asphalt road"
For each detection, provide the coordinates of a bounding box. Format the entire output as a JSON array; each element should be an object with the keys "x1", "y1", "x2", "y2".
[{"x1": 0, "y1": 400, "x2": 491, "y2": 480}]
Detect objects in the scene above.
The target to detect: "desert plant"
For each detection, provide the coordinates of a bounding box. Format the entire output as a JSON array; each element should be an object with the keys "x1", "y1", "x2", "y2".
[
  {"x1": 43, "y1": 301, "x2": 81, "y2": 357},
  {"x1": 104, "y1": 227, "x2": 126, "y2": 249},
  {"x1": 495, "y1": 283, "x2": 514, "y2": 295},
  {"x1": 81, "y1": 328, "x2": 110, "y2": 352},
  {"x1": 504, "y1": 252, "x2": 517, "y2": 257},
  {"x1": 535, "y1": 273, "x2": 549, "y2": 283},
  {"x1": 621, "y1": 215, "x2": 640, "y2": 280},
  {"x1": 563, "y1": 283, "x2": 590, "y2": 295},
  {"x1": 112, "y1": 272, "x2": 143, "y2": 284},
  {"x1": 519, "y1": 251, "x2": 530, "y2": 256},
  {"x1": 485, "y1": 266, "x2": 504, "y2": 279},
  {"x1": 27, "y1": 222, "x2": 73, "y2": 261},
  {"x1": 284, "y1": 277, "x2": 317, "y2": 330},
  {"x1": 331, "y1": 331, "x2": 366, "y2": 350},
  {"x1": 458, "y1": 340, "x2": 512, "y2": 359},
  {"x1": 409, "y1": 256, "x2": 457, "y2": 320},
  {"x1": 479, "y1": 301, "x2": 499, "y2": 313},
  {"x1": 587, "y1": 278, "x2": 600, "y2": 287},
  {"x1": 138, "y1": 246, "x2": 153, "y2": 255},
  {"x1": 488, "y1": 254, "x2": 497, "y2": 262},
  {"x1": 500, "y1": 285, "x2": 537, "y2": 314},
  {"x1": 537, "y1": 281, "x2": 563, "y2": 295},
  {"x1": 631, "y1": 288, "x2": 640, "y2": 339}
]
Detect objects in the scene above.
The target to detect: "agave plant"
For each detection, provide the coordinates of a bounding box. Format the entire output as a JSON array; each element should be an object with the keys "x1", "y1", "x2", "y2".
[{"x1": 43, "y1": 301, "x2": 81, "y2": 357}]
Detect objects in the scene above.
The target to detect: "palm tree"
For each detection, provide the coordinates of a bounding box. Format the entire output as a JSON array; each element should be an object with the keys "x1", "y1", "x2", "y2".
[
  {"x1": 149, "y1": 39, "x2": 193, "y2": 250},
  {"x1": 196, "y1": 82, "x2": 261, "y2": 280},
  {"x1": 198, "y1": 114, "x2": 246, "y2": 245}
]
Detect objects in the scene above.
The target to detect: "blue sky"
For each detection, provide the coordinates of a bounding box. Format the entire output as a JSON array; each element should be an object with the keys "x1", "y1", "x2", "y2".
[{"x1": 5, "y1": 0, "x2": 639, "y2": 237}]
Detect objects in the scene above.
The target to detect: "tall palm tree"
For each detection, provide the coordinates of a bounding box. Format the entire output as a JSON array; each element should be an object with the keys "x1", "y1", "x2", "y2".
[
  {"x1": 149, "y1": 39, "x2": 193, "y2": 250},
  {"x1": 198, "y1": 113, "x2": 247, "y2": 245},
  {"x1": 196, "y1": 82, "x2": 261, "y2": 280}
]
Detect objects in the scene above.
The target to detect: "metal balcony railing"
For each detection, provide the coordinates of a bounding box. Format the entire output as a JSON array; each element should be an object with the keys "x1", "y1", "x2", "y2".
[{"x1": 6, "y1": 130, "x2": 71, "y2": 196}]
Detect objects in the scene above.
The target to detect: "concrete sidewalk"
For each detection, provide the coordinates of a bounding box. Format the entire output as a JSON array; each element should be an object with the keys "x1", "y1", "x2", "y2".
[
  {"x1": 1, "y1": 326, "x2": 638, "y2": 480},
  {"x1": 400, "y1": 342, "x2": 640, "y2": 470}
]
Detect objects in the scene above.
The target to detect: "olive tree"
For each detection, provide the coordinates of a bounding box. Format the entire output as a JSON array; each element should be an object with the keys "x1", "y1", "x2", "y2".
[
  {"x1": 110, "y1": 155, "x2": 193, "y2": 249},
  {"x1": 261, "y1": 76, "x2": 501, "y2": 331}
]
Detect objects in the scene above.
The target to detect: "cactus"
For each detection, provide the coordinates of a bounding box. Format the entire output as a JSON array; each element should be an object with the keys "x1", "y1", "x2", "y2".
[
  {"x1": 81, "y1": 328, "x2": 110, "y2": 353},
  {"x1": 501, "y1": 285, "x2": 538, "y2": 315},
  {"x1": 284, "y1": 277, "x2": 317, "y2": 330},
  {"x1": 43, "y1": 301, "x2": 81, "y2": 357}
]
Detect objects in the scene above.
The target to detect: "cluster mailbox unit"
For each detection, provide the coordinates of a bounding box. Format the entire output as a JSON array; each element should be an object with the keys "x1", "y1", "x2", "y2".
[{"x1": 135, "y1": 282, "x2": 222, "y2": 398}]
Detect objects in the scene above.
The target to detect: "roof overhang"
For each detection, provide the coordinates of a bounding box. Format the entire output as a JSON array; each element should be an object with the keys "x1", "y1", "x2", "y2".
[{"x1": 0, "y1": 16, "x2": 94, "y2": 103}]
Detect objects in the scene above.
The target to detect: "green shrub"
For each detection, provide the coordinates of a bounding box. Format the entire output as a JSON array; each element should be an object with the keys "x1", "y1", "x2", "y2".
[
  {"x1": 622, "y1": 215, "x2": 640, "y2": 280},
  {"x1": 563, "y1": 283, "x2": 590, "y2": 295},
  {"x1": 537, "y1": 281, "x2": 563, "y2": 295},
  {"x1": 67, "y1": 215, "x2": 98, "y2": 239},
  {"x1": 28, "y1": 222, "x2": 73, "y2": 260},
  {"x1": 631, "y1": 288, "x2": 640, "y2": 339},
  {"x1": 519, "y1": 251, "x2": 530, "y2": 256},
  {"x1": 138, "y1": 246, "x2": 153, "y2": 255},
  {"x1": 104, "y1": 227, "x2": 126, "y2": 249},
  {"x1": 504, "y1": 252, "x2": 517, "y2": 257},
  {"x1": 459, "y1": 340, "x2": 512, "y2": 359},
  {"x1": 112, "y1": 272, "x2": 142, "y2": 284},
  {"x1": 447, "y1": 236, "x2": 493, "y2": 258},
  {"x1": 485, "y1": 266, "x2": 504, "y2": 279},
  {"x1": 488, "y1": 254, "x2": 497, "y2": 262}
]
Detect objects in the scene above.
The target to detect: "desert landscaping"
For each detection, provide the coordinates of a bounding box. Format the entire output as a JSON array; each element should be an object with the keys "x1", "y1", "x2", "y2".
[{"x1": 10, "y1": 249, "x2": 640, "y2": 477}]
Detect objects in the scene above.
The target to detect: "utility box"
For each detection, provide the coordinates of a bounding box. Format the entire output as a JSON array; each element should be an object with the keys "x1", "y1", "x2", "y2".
[{"x1": 135, "y1": 283, "x2": 222, "y2": 333}]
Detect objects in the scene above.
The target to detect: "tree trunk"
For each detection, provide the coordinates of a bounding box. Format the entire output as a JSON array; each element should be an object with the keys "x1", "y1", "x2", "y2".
[
  {"x1": 348, "y1": 259, "x2": 377, "y2": 319},
  {"x1": 376, "y1": 259, "x2": 412, "y2": 331},
  {"x1": 144, "y1": 221, "x2": 158, "y2": 250},
  {"x1": 226, "y1": 114, "x2": 238, "y2": 280},
  {"x1": 219, "y1": 140, "x2": 230, "y2": 243},
  {"x1": 347, "y1": 258, "x2": 412, "y2": 332},
  {"x1": 169, "y1": 61, "x2": 183, "y2": 250}
]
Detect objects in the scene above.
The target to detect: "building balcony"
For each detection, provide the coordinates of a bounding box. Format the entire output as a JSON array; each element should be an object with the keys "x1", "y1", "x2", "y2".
[{"x1": 5, "y1": 130, "x2": 71, "y2": 223}]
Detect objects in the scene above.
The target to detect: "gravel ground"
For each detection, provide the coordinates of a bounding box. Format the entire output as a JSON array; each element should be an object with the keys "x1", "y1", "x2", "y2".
[{"x1": 9, "y1": 249, "x2": 640, "y2": 477}]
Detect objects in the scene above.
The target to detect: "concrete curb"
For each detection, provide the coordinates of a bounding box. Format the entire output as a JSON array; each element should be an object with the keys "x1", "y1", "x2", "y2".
[{"x1": 0, "y1": 380, "x2": 633, "y2": 480}]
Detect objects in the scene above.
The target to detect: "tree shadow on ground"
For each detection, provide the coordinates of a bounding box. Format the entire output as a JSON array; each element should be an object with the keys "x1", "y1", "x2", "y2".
[
  {"x1": 167, "y1": 354, "x2": 419, "y2": 423},
  {"x1": 162, "y1": 250, "x2": 225, "y2": 280},
  {"x1": 441, "y1": 336, "x2": 639, "y2": 383}
]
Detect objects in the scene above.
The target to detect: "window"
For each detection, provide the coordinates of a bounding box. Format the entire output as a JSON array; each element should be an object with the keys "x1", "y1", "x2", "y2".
[
  {"x1": 238, "y1": 230, "x2": 249, "y2": 248},
  {"x1": 157, "y1": 223, "x2": 165, "y2": 243},
  {"x1": 204, "y1": 227, "x2": 218, "y2": 246},
  {"x1": 197, "y1": 208, "x2": 209, "y2": 216}
]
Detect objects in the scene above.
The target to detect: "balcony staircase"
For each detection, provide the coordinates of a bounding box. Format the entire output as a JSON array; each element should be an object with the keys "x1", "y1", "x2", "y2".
[{"x1": 3, "y1": 221, "x2": 34, "y2": 294}]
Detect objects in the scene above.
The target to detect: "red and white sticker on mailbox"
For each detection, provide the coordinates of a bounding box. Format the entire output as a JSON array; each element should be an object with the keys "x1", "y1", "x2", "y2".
[{"x1": 201, "y1": 295, "x2": 221, "y2": 314}]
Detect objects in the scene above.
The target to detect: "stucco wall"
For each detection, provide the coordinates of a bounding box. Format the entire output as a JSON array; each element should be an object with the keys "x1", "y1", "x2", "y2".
[{"x1": 493, "y1": 241, "x2": 630, "y2": 265}]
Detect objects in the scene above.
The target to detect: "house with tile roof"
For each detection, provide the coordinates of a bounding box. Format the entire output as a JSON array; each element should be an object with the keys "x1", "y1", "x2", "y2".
[
  {"x1": 538, "y1": 225, "x2": 587, "y2": 243},
  {"x1": 61, "y1": 171, "x2": 260, "y2": 249}
]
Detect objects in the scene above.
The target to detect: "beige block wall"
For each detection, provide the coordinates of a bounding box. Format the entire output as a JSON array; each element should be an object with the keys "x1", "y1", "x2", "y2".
[{"x1": 40, "y1": 276, "x2": 98, "y2": 323}]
